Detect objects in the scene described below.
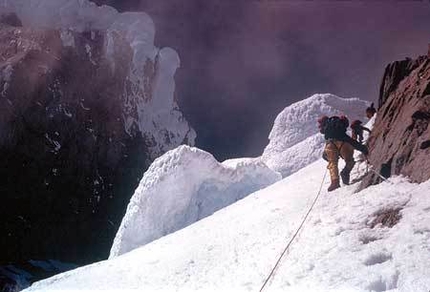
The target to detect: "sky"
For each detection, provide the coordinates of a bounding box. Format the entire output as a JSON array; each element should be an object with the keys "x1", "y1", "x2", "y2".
[{"x1": 93, "y1": 0, "x2": 430, "y2": 160}]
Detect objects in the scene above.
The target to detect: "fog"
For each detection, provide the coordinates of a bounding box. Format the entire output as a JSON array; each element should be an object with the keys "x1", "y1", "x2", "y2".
[{"x1": 93, "y1": 0, "x2": 430, "y2": 160}]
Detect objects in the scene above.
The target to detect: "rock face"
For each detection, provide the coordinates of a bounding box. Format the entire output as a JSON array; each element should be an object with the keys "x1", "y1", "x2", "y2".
[
  {"x1": 362, "y1": 56, "x2": 430, "y2": 187},
  {"x1": 0, "y1": 2, "x2": 195, "y2": 270},
  {"x1": 378, "y1": 56, "x2": 427, "y2": 108}
]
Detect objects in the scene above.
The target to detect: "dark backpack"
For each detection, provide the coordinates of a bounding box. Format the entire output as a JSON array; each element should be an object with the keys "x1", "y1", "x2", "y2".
[{"x1": 322, "y1": 116, "x2": 349, "y2": 139}]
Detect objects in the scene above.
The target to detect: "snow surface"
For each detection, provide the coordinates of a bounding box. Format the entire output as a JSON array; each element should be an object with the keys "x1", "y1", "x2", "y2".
[
  {"x1": 111, "y1": 97, "x2": 376, "y2": 258},
  {"x1": 110, "y1": 145, "x2": 281, "y2": 257},
  {"x1": 0, "y1": 0, "x2": 196, "y2": 158},
  {"x1": 24, "y1": 158, "x2": 430, "y2": 292},
  {"x1": 22, "y1": 102, "x2": 429, "y2": 291},
  {"x1": 262, "y1": 93, "x2": 369, "y2": 177}
]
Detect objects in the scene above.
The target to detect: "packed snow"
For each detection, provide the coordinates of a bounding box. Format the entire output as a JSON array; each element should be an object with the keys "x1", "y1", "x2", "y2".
[
  {"x1": 262, "y1": 93, "x2": 369, "y2": 177},
  {"x1": 110, "y1": 145, "x2": 281, "y2": 258},
  {"x1": 111, "y1": 97, "x2": 375, "y2": 258},
  {"x1": 24, "y1": 158, "x2": 430, "y2": 292},
  {"x1": 22, "y1": 92, "x2": 430, "y2": 292}
]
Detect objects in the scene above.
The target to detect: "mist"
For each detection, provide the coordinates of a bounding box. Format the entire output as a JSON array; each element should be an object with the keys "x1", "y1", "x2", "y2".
[{"x1": 92, "y1": 0, "x2": 430, "y2": 160}]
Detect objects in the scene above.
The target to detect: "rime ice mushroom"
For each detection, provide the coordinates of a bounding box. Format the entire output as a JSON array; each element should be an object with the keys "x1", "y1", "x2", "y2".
[
  {"x1": 261, "y1": 93, "x2": 368, "y2": 177},
  {"x1": 109, "y1": 145, "x2": 281, "y2": 257}
]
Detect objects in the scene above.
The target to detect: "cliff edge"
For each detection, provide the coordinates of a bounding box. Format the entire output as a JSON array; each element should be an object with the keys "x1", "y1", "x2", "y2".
[{"x1": 362, "y1": 55, "x2": 430, "y2": 187}]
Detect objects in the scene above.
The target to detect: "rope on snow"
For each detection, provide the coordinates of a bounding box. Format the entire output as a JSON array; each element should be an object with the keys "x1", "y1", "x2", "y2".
[
  {"x1": 259, "y1": 159, "x2": 391, "y2": 290},
  {"x1": 259, "y1": 169, "x2": 328, "y2": 292}
]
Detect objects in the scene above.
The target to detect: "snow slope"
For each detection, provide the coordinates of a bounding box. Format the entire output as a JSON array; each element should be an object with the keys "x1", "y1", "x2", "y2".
[
  {"x1": 109, "y1": 94, "x2": 371, "y2": 258},
  {"x1": 110, "y1": 145, "x2": 281, "y2": 257},
  {"x1": 25, "y1": 158, "x2": 430, "y2": 291},
  {"x1": 262, "y1": 93, "x2": 369, "y2": 177}
]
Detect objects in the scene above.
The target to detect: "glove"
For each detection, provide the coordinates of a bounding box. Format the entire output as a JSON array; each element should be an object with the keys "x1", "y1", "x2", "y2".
[{"x1": 345, "y1": 135, "x2": 369, "y2": 155}]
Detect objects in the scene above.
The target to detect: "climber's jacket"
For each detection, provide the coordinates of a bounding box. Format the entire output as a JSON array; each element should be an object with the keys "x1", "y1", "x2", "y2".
[{"x1": 318, "y1": 115, "x2": 369, "y2": 155}]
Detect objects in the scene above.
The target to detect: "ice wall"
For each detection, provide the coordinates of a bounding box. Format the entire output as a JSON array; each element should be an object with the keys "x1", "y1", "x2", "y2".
[
  {"x1": 262, "y1": 93, "x2": 369, "y2": 177},
  {"x1": 110, "y1": 145, "x2": 281, "y2": 257}
]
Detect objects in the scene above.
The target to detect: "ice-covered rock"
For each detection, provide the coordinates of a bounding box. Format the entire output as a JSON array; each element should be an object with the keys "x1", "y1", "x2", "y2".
[
  {"x1": 0, "y1": 0, "x2": 196, "y2": 158},
  {"x1": 262, "y1": 93, "x2": 369, "y2": 177},
  {"x1": 0, "y1": 0, "x2": 118, "y2": 31},
  {"x1": 110, "y1": 145, "x2": 281, "y2": 257},
  {"x1": 0, "y1": 0, "x2": 195, "y2": 275}
]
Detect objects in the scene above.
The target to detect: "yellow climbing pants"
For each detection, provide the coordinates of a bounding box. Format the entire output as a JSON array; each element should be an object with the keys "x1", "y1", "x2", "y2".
[{"x1": 324, "y1": 140, "x2": 355, "y2": 182}]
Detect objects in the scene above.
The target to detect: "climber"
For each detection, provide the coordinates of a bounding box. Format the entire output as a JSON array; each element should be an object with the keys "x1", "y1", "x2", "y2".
[
  {"x1": 350, "y1": 120, "x2": 371, "y2": 143},
  {"x1": 318, "y1": 115, "x2": 369, "y2": 192},
  {"x1": 366, "y1": 103, "x2": 376, "y2": 119}
]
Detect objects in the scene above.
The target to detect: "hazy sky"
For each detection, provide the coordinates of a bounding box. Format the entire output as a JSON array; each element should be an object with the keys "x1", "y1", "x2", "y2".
[{"x1": 94, "y1": 0, "x2": 430, "y2": 160}]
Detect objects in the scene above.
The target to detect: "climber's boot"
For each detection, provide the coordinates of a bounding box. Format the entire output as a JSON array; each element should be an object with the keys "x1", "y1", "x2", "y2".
[
  {"x1": 327, "y1": 179, "x2": 340, "y2": 192},
  {"x1": 340, "y1": 169, "x2": 350, "y2": 185}
]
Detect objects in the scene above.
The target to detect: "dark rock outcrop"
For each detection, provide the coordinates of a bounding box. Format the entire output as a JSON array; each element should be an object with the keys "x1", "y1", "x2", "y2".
[
  {"x1": 0, "y1": 15, "x2": 194, "y2": 274},
  {"x1": 362, "y1": 56, "x2": 430, "y2": 187},
  {"x1": 378, "y1": 56, "x2": 427, "y2": 108},
  {"x1": 0, "y1": 23, "x2": 140, "y2": 265}
]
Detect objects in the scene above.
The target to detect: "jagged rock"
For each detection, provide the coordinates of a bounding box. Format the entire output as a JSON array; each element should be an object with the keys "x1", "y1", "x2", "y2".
[
  {"x1": 378, "y1": 56, "x2": 427, "y2": 108},
  {"x1": 0, "y1": 4, "x2": 195, "y2": 274},
  {"x1": 361, "y1": 56, "x2": 430, "y2": 188}
]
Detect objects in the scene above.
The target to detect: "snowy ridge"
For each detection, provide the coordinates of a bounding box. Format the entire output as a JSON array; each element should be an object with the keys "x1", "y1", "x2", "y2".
[
  {"x1": 262, "y1": 93, "x2": 369, "y2": 177},
  {"x1": 24, "y1": 159, "x2": 430, "y2": 291},
  {"x1": 22, "y1": 95, "x2": 430, "y2": 292},
  {"x1": 109, "y1": 145, "x2": 281, "y2": 257},
  {"x1": 265, "y1": 134, "x2": 326, "y2": 178},
  {"x1": 0, "y1": 0, "x2": 196, "y2": 158}
]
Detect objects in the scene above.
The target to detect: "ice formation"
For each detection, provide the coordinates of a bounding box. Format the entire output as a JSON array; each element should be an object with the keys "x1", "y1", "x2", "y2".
[
  {"x1": 109, "y1": 145, "x2": 281, "y2": 257},
  {"x1": 24, "y1": 159, "x2": 430, "y2": 291},
  {"x1": 110, "y1": 94, "x2": 372, "y2": 257},
  {"x1": 262, "y1": 93, "x2": 369, "y2": 177},
  {"x1": 0, "y1": 0, "x2": 118, "y2": 31},
  {"x1": 18, "y1": 92, "x2": 430, "y2": 291},
  {"x1": 0, "y1": 0, "x2": 196, "y2": 158}
]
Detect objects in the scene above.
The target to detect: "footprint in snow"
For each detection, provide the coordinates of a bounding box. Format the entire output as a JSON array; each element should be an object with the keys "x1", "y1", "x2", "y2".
[
  {"x1": 366, "y1": 270, "x2": 400, "y2": 292},
  {"x1": 363, "y1": 252, "x2": 392, "y2": 266},
  {"x1": 358, "y1": 234, "x2": 380, "y2": 244}
]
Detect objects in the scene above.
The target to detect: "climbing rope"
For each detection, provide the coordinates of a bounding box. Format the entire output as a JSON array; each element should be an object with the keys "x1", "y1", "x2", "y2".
[
  {"x1": 364, "y1": 159, "x2": 393, "y2": 184},
  {"x1": 259, "y1": 169, "x2": 328, "y2": 292}
]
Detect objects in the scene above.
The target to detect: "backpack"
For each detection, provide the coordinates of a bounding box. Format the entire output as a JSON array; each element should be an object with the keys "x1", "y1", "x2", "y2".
[
  {"x1": 350, "y1": 120, "x2": 363, "y2": 130},
  {"x1": 322, "y1": 116, "x2": 349, "y2": 139}
]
